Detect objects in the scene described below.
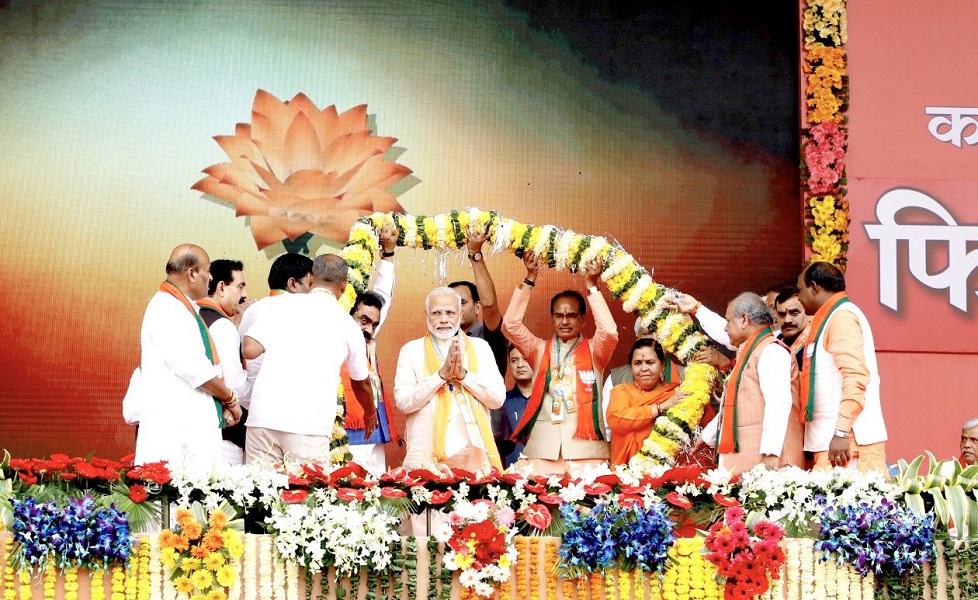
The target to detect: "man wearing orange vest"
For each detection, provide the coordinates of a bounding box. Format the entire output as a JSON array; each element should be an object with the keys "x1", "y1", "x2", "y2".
[
  {"x1": 698, "y1": 292, "x2": 804, "y2": 474},
  {"x1": 796, "y1": 262, "x2": 888, "y2": 474}
]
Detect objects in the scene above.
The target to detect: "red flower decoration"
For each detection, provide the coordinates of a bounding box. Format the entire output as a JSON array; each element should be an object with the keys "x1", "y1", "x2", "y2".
[
  {"x1": 380, "y1": 486, "x2": 407, "y2": 499},
  {"x1": 281, "y1": 489, "x2": 309, "y2": 504},
  {"x1": 583, "y1": 482, "x2": 612, "y2": 496},
  {"x1": 713, "y1": 493, "x2": 740, "y2": 507},
  {"x1": 618, "y1": 494, "x2": 645, "y2": 509},
  {"x1": 537, "y1": 493, "x2": 564, "y2": 505},
  {"x1": 522, "y1": 503, "x2": 552, "y2": 531},
  {"x1": 17, "y1": 472, "x2": 37, "y2": 486},
  {"x1": 665, "y1": 491, "x2": 693, "y2": 510},
  {"x1": 337, "y1": 488, "x2": 365, "y2": 502},
  {"x1": 129, "y1": 484, "x2": 149, "y2": 504},
  {"x1": 428, "y1": 490, "x2": 453, "y2": 505}
]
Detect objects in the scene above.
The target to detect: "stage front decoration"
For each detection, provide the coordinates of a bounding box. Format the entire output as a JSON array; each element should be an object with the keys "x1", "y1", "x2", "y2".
[
  {"x1": 192, "y1": 90, "x2": 412, "y2": 250},
  {"x1": 338, "y1": 209, "x2": 717, "y2": 468},
  {"x1": 802, "y1": 0, "x2": 849, "y2": 269}
]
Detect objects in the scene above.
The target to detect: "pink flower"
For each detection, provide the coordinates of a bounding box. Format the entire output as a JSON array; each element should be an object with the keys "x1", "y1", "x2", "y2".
[{"x1": 494, "y1": 507, "x2": 516, "y2": 528}]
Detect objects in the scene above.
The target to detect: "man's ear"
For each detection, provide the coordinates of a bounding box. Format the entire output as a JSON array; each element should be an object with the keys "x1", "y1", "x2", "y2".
[
  {"x1": 286, "y1": 277, "x2": 298, "y2": 292},
  {"x1": 215, "y1": 280, "x2": 227, "y2": 296}
]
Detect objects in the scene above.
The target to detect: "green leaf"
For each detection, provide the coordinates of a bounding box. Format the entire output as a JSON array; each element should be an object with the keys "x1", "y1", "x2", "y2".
[
  {"x1": 944, "y1": 485, "x2": 970, "y2": 540},
  {"x1": 902, "y1": 492, "x2": 926, "y2": 517}
]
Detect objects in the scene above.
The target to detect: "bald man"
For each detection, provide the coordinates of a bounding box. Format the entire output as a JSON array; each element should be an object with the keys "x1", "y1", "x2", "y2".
[{"x1": 134, "y1": 244, "x2": 242, "y2": 469}]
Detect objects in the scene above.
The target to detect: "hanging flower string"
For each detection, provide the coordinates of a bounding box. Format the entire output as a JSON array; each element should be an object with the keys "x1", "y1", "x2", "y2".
[
  {"x1": 338, "y1": 209, "x2": 716, "y2": 468},
  {"x1": 802, "y1": 0, "x2": 849, "y2": 269}
]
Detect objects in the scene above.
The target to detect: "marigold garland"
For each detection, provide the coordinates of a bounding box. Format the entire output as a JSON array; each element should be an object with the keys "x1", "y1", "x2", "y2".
[
  {"x1": 110, "y1": 565, "x2": 125, "y2": 600},
  {"x1": 124, "y1": 556, "x2": 137, "y2": 600},
  {"x1": 2, "y1": 538, "x2": 12, "y2": 600},
  {"x1": 543, "y1": 539, "x2": 557, "y2": 600},
  {"x1": 339, "y1": 210, "x2": 716, "y2": 468},
  {"x1": 136, "y1": 539, "x2": 150, "y2": 600},
  {"x1": 602, "y1": 572, "x2": 614, "y2": 600},
  {"x1": 91, "y1": 568, "x2": 106, "y2": 600},
  {"x1": 64, "y1": 567, "x2": 79, "y2": 600},
  {"x1": 244, "y1": 534, "x2": 257, "y2": 600},
  {"x1": 528, "y1": 538, "x2": 539, "y2": 600},
  {"x1": 43, "y1": 565, "x2": 56, "y2": 600},
  {"x1": 17, "y1": 569, "x2": 29, "y2": 600},
  {"x1": 560, "y1": 577, "x2": 573, "y2": 600},
  {"x1": 515, "y1": 537, "x2": 529, "y2": 600},
  {"x1": 588, "y1": 572, "x2": 603, "y2": 600}
]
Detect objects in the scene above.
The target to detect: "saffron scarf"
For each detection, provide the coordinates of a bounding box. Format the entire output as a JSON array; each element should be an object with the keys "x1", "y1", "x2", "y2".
[
  {"x1": 159, "y1": 281, "x2": 225, "y2": 428},
  {"x1": 196, "y1": 298, "x2": 247, "y2": 369},
  {"x1": 511, "y1": 336, "x2": 602, "y2": 444},
  {"x1": 799, "y1": 292, "x2": 850, "y2": 423},
  {"x1": 422, "y1": 334, "x2": 502, "y2": 471},
  {"x1": 717, "y1": 326, "x2": 773, "y2": 454},
  {"x1": 341, "y1": 342, "x2": 400, "y2": 443}
]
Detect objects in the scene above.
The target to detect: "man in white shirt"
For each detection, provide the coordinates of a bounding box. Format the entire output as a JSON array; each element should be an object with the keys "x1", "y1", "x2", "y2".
[
  {"x1": 394, "y1": 287, "x2": 505, "y2": 472},
  {"x1": 134, "y1": 244, "x2": 242, "y2": 469},
  {"x1": 242, "y1": 253, "x2": 376, "y2": 465},
  {"x1": 697, "y1": 292, "x2": 804, "y2": 474},
  {"x1": 197, "y1": 259, "x2": 250, "y2": 465}
]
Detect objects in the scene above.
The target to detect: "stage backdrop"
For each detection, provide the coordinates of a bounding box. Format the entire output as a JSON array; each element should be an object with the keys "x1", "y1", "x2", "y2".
[
  {"x1": 0, "y1": 0, "x2": 801, "y2": 460},
  {"x1": 846, "y1": 0, "x2": 978, "y2": 462}
]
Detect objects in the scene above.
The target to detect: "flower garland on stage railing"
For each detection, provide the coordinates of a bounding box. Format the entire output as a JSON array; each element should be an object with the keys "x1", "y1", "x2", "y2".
[
  {"x1": 338, "y1": 209, "x2": 716, "y2": 468},
  {"x1": 158, "y1": 502, "x2": 243, "y2": 600},
  {"x1": 802, "y1": 0, "x2": 849, "y2": 269}
]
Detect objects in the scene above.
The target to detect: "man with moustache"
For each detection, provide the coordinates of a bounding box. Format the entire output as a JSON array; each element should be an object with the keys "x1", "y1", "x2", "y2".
[
  {"x1": 502, "y1": 254, "x2": 617, "y2": 473},
  {"x1": 394, "y1": 287, "x2": 505, "y2": 472},
  {"x1": 343, "y1": 224, "x2": 399, "y2": 473},
  {"x1": 960, "y1": 418, "x2": 978, "y2": 467},
  {"x1": 774, "y1": 286, "x2": 811, "y2": 369},
  {"x1": 243, "y1": 254, "x2": 375, "y2": 465},
  {"x1": 491, "y1": 343, "x2": 534, "y2": 468},
  {"x1": 135, "y1": 244, "x2": 242, "y2": 469},
  {"x1": 197, "y1": 259, "x2": 251, "y2": 464},
  {"x1": 796, "y1": 261, "x2": 888, "y2": 474},
  {"x1": 698, "y1": 292, "x2": 804, "y2": 473}
]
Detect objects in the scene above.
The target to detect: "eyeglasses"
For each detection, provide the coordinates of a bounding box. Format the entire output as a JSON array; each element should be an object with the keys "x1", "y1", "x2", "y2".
[{"x1": 552, "y1": 312, "x2": 581, "y2": 321}]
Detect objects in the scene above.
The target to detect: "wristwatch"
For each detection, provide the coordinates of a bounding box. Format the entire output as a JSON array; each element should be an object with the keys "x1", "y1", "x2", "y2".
[{"x1": 468, "y1": 252, "x2": 483, "y2": 262}]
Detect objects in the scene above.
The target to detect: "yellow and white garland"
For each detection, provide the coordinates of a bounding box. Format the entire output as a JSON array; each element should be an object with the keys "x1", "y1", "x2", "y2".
[{"x1": 337, "y1": 209, "x2": 718, "y2": 469}]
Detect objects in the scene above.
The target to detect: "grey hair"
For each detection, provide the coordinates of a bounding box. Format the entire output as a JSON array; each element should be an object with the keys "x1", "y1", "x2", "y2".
[
  {"x1": 963, "y1": 418, "x2": 978, "y2": 430},
  {"x1": 425, "y1": 286, "x2": 462, "y2": 312},
  {"x1": 312, "y1": 253, "x2": 349, "y2": 283},
  {"x1": 730, "y1": 292, "x2": 774, "y2": 327}
]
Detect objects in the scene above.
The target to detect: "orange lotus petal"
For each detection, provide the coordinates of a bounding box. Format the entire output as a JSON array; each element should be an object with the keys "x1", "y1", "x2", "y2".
[
  {"x1": 339, "y1": 155, "x2": 412, "y2": 197},
  {"x1": 324, "y1": 131, "x2": 394, "y2": 175},
  {"x1": 283, "y1": 112, "x2": 324, "y2": 173},
  {"x1": 196, "y1": 90, "x2": 410, "y2": 247},
  {"x1": 282, "y1": 170, "x2": 344, "y2": 200},
  {"x1": 214, "y1": 135, "x2": 267, "y2": 169},
  {"x1": 337, "y1": 104, "x2": 369, "y2": 135}
]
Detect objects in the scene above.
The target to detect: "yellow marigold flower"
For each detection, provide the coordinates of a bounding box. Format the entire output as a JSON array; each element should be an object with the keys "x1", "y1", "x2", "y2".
[
  {"x1": 191, "y1": 569, "x2": 213, "y2": 590},
  {"x1": 216, "y1": 565, "x2": 237, "y2": 588},
  {"x1": 203, "y1": 553, "x2": 225, "y2": 571},
  {"x1": 225, "y1": 539, "x2": 244, "y2": 559},
  {"x1": 175, "y1": 577, "x2": 194, "y2": 595},
  {"x1": 207, "y1": 591, "x2": 227, "y2": 600},
  {"x1": 181, "y1": 557, "x2": 202, "y2": 573},
  {"x1": 160, "y1": 548, "x2": 178, "y2": 570}
]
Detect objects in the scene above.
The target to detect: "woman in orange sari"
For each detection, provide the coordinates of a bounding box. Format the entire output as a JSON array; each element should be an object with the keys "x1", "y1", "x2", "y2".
[{"x1": 606, "y1": 339, "x2": 682, "y2": 465}]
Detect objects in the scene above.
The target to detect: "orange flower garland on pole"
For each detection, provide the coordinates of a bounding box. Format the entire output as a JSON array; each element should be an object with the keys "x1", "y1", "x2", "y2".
[{"x1": 802, "y1": 0, "x2": 849, "y2": 269}]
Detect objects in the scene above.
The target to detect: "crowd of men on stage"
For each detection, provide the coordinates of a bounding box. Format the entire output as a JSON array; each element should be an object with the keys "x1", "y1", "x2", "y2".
[{"x1": 129, "y1": 225, "x2": 970, "y2": 480}]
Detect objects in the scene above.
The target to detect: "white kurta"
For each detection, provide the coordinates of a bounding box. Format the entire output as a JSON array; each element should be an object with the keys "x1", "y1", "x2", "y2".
[
  {"x1": 135, "y1": 291, "x2": 222, "y2": 469},
  {"x1": 209, "y1": 317, "x2": 249, "y2": 398},
  {"x1": 394, "y1": 335, "x2": 505, "y2": 468}
]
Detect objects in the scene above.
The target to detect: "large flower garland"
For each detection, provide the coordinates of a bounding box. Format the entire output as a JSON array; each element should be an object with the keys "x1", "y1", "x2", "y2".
[
  {"x1": 158, "y1": 503, "x2": 243, "y2": 600},
  {"x1": 338, "y1": 209, "x2": 716, "y2": 468},
  {"x1": 802, "y1": 0, "x2": 849, "y2": 269}
]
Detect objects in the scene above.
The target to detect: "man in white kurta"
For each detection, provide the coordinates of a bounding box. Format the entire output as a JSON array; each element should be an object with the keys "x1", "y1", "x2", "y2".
[
  {"x1": 135, "y1": 244, "x2": 241, "y2": 470},
  {"x1": 394, "y1": 287, "x2": 505, "y2": 471},
  {"x1": 243, "y1": 253, "x2": 375, "y2": 466}
]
